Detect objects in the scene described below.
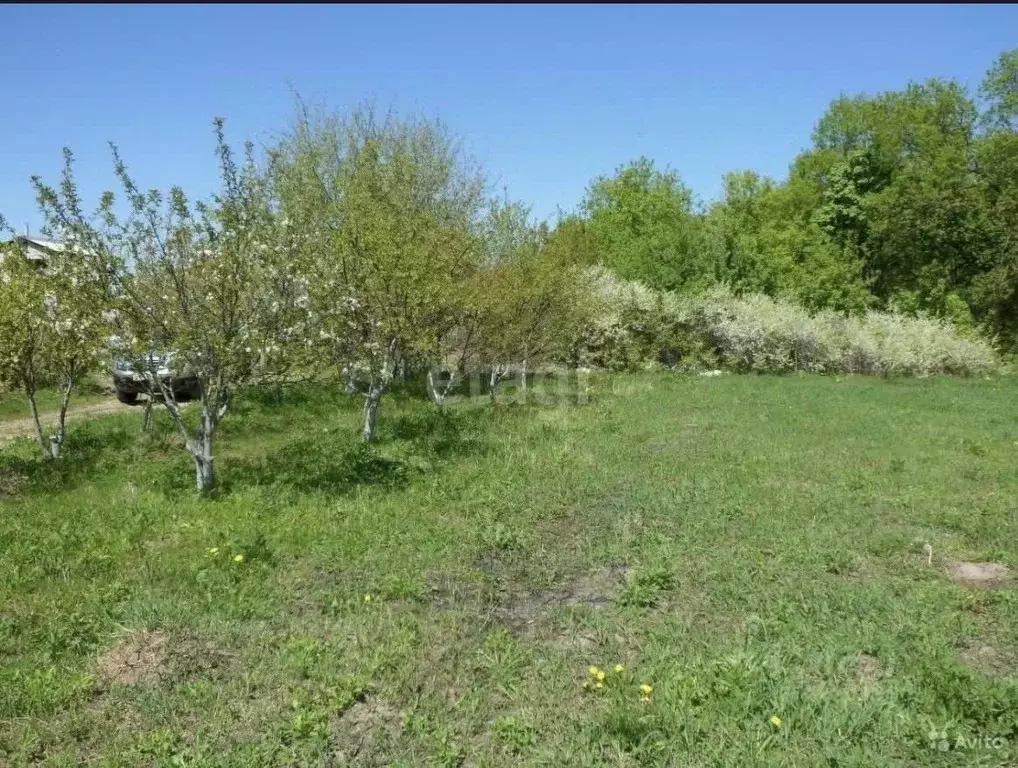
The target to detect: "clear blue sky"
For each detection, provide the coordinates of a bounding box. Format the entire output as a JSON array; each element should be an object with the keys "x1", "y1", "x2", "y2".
[{"x1": 2, "y1": 4, "x2": 1015, "y2": 234}]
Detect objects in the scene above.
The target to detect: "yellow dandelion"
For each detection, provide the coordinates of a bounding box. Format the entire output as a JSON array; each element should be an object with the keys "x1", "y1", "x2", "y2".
[
  {"x1": 769, "y1": 716, "x2": 782, "y2": 729},
  {"x1": 588, "y1": 665, "x2": 600, "y2": 677},
  {"x1": 233, "y1": 554, "x2": 244, "y2": 563},
  {"x1": 614, "y1": 664, "x2": 625, "y2": 674},
  {"x1": 595, "y1": 669, "x2": 606, "y2": 682},
  {"x1": 639, "y1": 683, "x2": 653, "y2": 696},
  {"x1": 363, "y1": 594, "x2": 373, "y2": 602},
  {"x1": 207, "y1": 547, "x2": 219, "y2": 556},
  {"x1": 594, "y1": 681, "x2": 604, "y2": 690}
]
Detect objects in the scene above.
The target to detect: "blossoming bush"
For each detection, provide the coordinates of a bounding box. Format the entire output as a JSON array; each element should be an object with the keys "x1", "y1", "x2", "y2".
[
  {"x1": 571, "y1": 268, "x2": 998, "y2": 377},
  {"x1": 569, "y1": 266, "x2": 716, "y2": 372}
]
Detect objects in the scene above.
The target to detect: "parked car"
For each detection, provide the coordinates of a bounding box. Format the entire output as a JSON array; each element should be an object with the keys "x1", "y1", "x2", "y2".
[{"x1": 111, "y1": 351, "x2": 201, "y2": 405}]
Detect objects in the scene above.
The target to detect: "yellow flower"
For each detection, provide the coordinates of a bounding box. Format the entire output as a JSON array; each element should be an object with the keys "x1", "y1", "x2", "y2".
[
  {"x1": 588, "y1": 665, "x2": 600, "y2": 677},
  {"x1": 594, "y1": 681, "x2": 604, "y2": 690},
  {"x1": 363, "y1": 594, "x2": 373, "y2": 602},
  {"x1": 769, "y1": 716, "x2": 782, "y2": 729},
  {"x1": 595, "y1": 669, "x2": 606, "y2": 682},
  {"x1": 614, "y1": 664, "x2": 625, "y2": 674},
  {"x1": 639, "y1": 683, "x2": 653, "y2": 696},
  {"x1": 233, "y1": 554, "x2": 244, "y2": 563},
  {"x1": 207, "y1": 547, "x2": 219, "y2": 556}
]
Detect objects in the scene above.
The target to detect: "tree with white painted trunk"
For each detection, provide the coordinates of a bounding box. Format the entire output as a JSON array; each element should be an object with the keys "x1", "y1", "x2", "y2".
[
  {"x1": 29, "y1": 121, "x2": 311, "y2": 490},
  {"x1": 270, "y1": 103, "x2": 486, "y2": 440},
  {"x1": 0, "y1": 225, "x2": 110, "y2": 459}
]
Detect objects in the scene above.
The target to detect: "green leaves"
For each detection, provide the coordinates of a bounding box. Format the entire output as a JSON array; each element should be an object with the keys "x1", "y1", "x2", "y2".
[{"x1": 581, "y1": 158, "x2": 710, "y2": 294}]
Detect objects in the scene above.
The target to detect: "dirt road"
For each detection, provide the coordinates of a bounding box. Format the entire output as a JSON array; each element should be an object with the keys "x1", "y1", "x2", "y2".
[{"x1": 0, "y1": 398, "x2": 141, "y2": 444}]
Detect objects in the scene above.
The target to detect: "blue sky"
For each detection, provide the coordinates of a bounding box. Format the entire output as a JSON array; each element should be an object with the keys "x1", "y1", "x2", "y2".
[{"x1": 2, "y1": 4, "x2": 1015, "y2": 233}]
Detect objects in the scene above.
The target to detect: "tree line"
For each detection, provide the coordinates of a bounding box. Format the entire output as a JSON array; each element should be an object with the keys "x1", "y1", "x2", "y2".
[
  {"x1": 1, "y1": 48, "x2": 1014, "y2": 491},
  {"x1": 550, "y1": 48, "x2": 1018, "y2": 342}
]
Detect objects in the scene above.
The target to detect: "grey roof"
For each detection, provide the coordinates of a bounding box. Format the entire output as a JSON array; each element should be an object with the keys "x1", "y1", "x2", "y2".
[{"x1": 17, "y1": 236, "x2": 69, "y2": 253}]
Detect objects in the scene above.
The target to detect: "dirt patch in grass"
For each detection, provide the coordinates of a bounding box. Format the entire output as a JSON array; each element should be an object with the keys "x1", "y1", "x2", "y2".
[
  {"x1": 328, "y1": 697, "x2": 404, "y2": 766},
  {"x1": 419, "y1": 565, "x2": 627, "y2": 642},
  {"x1": 850, "y1": 653, "x2": 885, "y2": 695},
  {"x1": 94, "y1": 630, "x2": 170, "y2": 687},
  {"x1": 946, "y1": 561, "x2": 1014, "y2": 588},
  {"x1": 958, "y1": 642, "x2": 1018, "y2": 679},
  {"x1": 534, "y1": 565, "x2": 628, "y2": 608},
  {"x1": 93, "y1": 629, "x2": 235, "y2": 689}
]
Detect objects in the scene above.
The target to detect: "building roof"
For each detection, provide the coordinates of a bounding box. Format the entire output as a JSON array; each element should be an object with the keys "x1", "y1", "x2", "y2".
[
  {"x1": 17, "y1": 236, "x2": 70, "y2": 253},
  {"x1": 3, "y1": 235, "x2": 90, "y2": 263}
]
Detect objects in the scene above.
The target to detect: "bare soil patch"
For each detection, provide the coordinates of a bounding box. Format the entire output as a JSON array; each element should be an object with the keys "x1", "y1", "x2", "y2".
[
  {"x1": 946, "y1": 561, "x2": 1014, "y2": 588},
  {"x1": 958, "y1": 639, "x2": 1018, "y2": 679},
  {"x1": 849, "y1": 653, "x2": 884, "y2": 695},
  {"x1": 534, "y1": 564, "x2": 628, "y2": 608},
  {"x1": 93, "y1": 629, "x2": 235, "y2": 689},
  {"x1": 94, "y1": 629, "x2": 170, "y2": 687},
  {"x1": 328, "y1": 697, "x2": 404, "y2": 766}
]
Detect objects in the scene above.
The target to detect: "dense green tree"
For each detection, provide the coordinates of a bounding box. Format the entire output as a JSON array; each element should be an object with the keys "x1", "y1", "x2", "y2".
[
  {"x1": 980, "y1": 48, "x2": 1018, "y2": 133},
  {"x1": 581, "y1": 158, "x2": 713, "y2": 293}
]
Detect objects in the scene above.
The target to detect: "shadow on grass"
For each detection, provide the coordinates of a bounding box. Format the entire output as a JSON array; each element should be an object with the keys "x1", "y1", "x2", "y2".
[
  {"x1": 0, "y1": 423, "x2": 134, "y2": 497},
  {"x1": 221, "y1": 438, "x2": 412, "y2": 496},
  {"x1": 387, "y1": 407, "x2": 492, "y2": 461},
  {"x1": 204, "y1": 407, "x2": 494, "y2": 498}
]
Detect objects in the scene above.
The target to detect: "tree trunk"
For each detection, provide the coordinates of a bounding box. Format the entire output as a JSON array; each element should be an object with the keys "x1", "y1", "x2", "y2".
[
  {"x1": 190, "y1": 404, "x2": 217, "y2": 492},
  {"x1": 343, "y1": 365, "x2": 357, "y2": 395},
  {"x1": 49, "y1": 380, "x2": 73, "y2": 459},
  {"x1": 158, "y1": 376, "x2": 224, "y2": 493},
  {"x1": 25, "y1": 385, "x2": 48, "y2": 459},
  {"x1": 192, "y1": 444, "x2": 215, "y2": 491},
  {"x1": 427, "y1": 369, "x2": 445, "y2": 413},
  {"x1": 142, "y1": 396, "x2": 154, "y2": 433},
  {"x1": 362, "y1": 389, "x2": 382, "y2": 441},
  {"x1": 361, "y1": 339, "x2": 397, "y2": 442},
  {"x1": 489, "y1": 367, "x2": 501, "y2": 406}
]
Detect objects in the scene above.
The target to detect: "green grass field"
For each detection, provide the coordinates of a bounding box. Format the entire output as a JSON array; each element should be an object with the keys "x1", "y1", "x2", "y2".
[{"x1": 1, "y1": 373, "x2": 1016, "y2": 766}]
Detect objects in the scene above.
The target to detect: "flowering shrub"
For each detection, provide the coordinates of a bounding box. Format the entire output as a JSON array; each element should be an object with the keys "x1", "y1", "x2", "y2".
[{"x1": 571, "y1": 268, "x2": 998, "y2": 377}]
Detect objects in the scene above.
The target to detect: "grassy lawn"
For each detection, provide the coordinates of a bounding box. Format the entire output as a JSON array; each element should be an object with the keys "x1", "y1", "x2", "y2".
[{"x1": 1, "y1": 373, "x2": 1016, "y2": 766}]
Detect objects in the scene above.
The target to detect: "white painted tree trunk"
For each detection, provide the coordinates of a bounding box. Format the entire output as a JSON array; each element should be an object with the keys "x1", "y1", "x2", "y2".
[
  {"x1": 25, "y1": 386, "x2": 48, "y2": 458},
  {"x1": 157, "y1": 376, "x2": 227, "y2": 492},
  {"x1": 361, "y1": 338, "x2": 398, "y2": 442},
  {"x1": 427, "y1": 367, "x2": 460, "y2": 414},
  {"x1": 362, "y1": 389, "x2": 382, "y2": 442},
  {"x1": 489, "y1": 366, "x2": 507, "y2": 406},
  {"x1": 48, "y1": 380, "x2": 73, "y2": 459},
  {"x1": 343, "y1": 365, "x2": 357, "y2": 395},
  {"x1": 427, "y1": 368, "x2": 445, "y2": 412},
  {"x1": 191, "y1": 410, "x2": 216, "y2": 491},
  {"x1": 23, "y1": 371, "x2": 72, "y2": 460}
]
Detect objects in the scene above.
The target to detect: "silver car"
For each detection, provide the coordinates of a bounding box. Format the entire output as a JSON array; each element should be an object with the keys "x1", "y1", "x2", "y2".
[{"x1": 111, "y1": 351, "x2": 200, "y2": 405}]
